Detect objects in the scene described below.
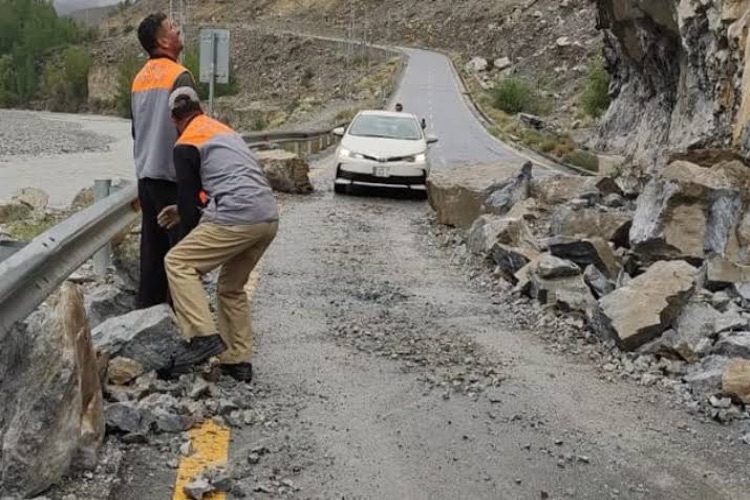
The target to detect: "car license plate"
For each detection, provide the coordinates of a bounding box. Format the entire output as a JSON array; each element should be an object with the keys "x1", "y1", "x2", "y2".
[{"x1": 373, "y1": 166, "x2": 389, "y2": 177}]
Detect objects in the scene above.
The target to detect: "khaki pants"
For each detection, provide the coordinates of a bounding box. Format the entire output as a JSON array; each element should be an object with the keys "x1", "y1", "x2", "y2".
[{"x1": 165, "y1": 221, "x2": 278, "y2": 364}]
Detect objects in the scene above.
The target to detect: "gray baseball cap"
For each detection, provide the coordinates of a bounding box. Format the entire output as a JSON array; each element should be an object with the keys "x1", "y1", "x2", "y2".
[{"x1": 168, "y1": 86, "x2": 201, "y2": 112}]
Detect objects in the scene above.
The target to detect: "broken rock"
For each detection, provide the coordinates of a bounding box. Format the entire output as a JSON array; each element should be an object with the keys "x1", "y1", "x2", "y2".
[
  {"x1": 493, "y1": 244, "x2": 539, "y2": 283},
  {"x1": 92, "y1": 305, "x2": 184, "y2": 373},
  {"x1": 590, "y1": 260, "x2": 697, "y2": 350},
  {"x1": 630, "y1": 161, "x2": 750, "y2": 264},
  {"x1": 583, "y1": 265, "x2": 615, "y2": 298},
  {"x1": 84, "y1": 284, "x2": 136, "y2": 329},
  {"x1": 428, "y1": 163, "x2": 525, "y2": 228},
  {"x1": 713, "y1": 333, "x2": 750, "y2": 359},
  {"x1": 483, "y1": 161, "x2": 532, "y2": 216},
  {"x1": 722, "y1": 359, "x2": 750, "y2": 404},
  {"x1": 549, "y1": 237, "x2": 620, "y2": 279},
  {"x1": 683, "y1": 355, "x2": 729, "y2": 395},
  {"x1": 0, "y1": 283, "x2": 104, "y2": 498},
  {"x1": 530, "y1": 175, "x2": 622, "y2": 206},
  {"x1": 12, "y1": 187, "x2": 49, "y2": 211},
  {"x1": 256, "y1": 149, "x2": 313, "y2": 194},
  {"x1": 107, "y1": 357, "x2": 145, "y2": 386},
  {"x1": 549, "y1": 206, "x2": 631, "y2": 246},
  {"x1": 467, "y1": 215, "x2": 535, "y2": 255},
  {"x1": 105, "y1": 402, "x2": 145, "y2": 434},
  {"x1": 535, "y1": 254, "x2": 581, "y2": 279},
  {"x1": 705, "y1": 257, "x2": 750, "y2": 290}
]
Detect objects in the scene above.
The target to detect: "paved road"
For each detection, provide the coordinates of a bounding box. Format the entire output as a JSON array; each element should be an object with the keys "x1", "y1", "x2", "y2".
[
  {"x1": 392, "y1": 47, "x2": 538, "y2": 170},
  {"x1": 42, "y1": 35, "x2": 750, "y2": 500}
]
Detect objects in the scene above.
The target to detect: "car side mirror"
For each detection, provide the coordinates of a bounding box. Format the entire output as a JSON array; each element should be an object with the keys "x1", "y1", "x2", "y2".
[
  {"x1": 421, "y1": 118, "x2": 427, "y2": 130},
  {"x1": 426, "y1": 135, "x2": 438, "y2": 145},
  {"x1": 332, "y1": 127, "x2": 345, "y2": 137}
]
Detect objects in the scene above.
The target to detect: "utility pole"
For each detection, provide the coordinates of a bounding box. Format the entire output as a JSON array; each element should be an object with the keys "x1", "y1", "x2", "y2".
[{"x1": 170, "y1": 0, "x2": 187, "y2": 63}]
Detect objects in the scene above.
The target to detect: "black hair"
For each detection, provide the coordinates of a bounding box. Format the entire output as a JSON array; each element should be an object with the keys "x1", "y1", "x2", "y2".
[
  {"x1": 137, "y1": 13, "x2": 167, "y2": 56},
  {"x1": 171, "y1": 95, "x2": 202, "y2": 121}
]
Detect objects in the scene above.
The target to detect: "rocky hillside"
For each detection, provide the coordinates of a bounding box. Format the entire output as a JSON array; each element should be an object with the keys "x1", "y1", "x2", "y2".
[
  {"x1": 94, "y1": 0, "x2": 600, "y2": 129},
  {"x1": 88, "y1": 28, "x2": 399, "y2": 132},
  {"x1": 593, "y1": 0, "x2": 750, "y2": 171}
]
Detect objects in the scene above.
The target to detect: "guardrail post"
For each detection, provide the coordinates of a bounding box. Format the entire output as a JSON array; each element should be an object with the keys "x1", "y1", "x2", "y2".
[
  {"x1": 93, "y1": 179, "x2": 112, "y2": 277},
  {"x1": 294, "y1": 141, "x2": 301, "y2": 158},
  {"x1": 307, "y1": 140, "x2": 313, "y2": 157}
]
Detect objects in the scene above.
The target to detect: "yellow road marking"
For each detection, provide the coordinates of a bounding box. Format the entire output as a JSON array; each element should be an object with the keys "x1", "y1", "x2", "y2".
[
  {"x1": 172, "y1": 419, "x2": 230, "y2": 500},
  {"x1": 172, "y1": 158, "x2": 333, "y2": 497}
]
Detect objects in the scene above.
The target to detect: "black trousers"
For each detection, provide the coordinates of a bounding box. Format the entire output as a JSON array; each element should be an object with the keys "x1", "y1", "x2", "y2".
[{"x1": 137, "y1": 178, "x2": 187, "y2": 309}]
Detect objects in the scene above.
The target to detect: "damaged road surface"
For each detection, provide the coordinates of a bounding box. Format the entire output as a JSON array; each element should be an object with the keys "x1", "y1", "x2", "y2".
[{"x1": 106, "y1": 171, "x2": 749, "y2": 500}]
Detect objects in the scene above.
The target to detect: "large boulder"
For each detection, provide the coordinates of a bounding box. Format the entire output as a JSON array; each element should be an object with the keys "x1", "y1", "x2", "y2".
[
  {"x1": 467, "y1": 215, "x2": 537, "y2": 255},
  {"x1": 704, "y1": 256, "x2": 750, "y2": 290},
  {"x1": 723, "y1": 359, "x2": 750, "y2": 404},
  {"x1": 549, "y1": 237, "x2": 621, "y2": 279},
  {"x1": 590, "y1": 260, "x2": 698, "y2": 350},
  {"x1": 549, "y1": 206, "x2": 632, "y2": 246},
  {"x1": 630, "y1": 161, "x2": 750, "y2": 264},
  {"x1": 427, "y1": 163, "x2": 523, "y2": 228},
  {"x1": 668, "y1": 295, "x2": 746, "y2": 362},
  {"x1": 92, "y1": 305, "x2": 185, "y2": 373},
  {"x1": 483, "y1": 161, "x2": 532, "y2": 216},
  {"x1": 256, "y1": 149, "x2": 314, "y2": 194},
  {"x1": 84, "y1": 284, "x2": 136, "y2": 329},
  {"x1": 517, "y1": 254, "x2": 596, "y2": 312},
  {"x1": 492, "y1": 244, "x2": 540, "y2": 282},
  {"x1": 12, "y1": 187, "x2": 49, "y2": 212},
  {"x1": 0, "y1": 282, "x2": 104, "y2": 497},
  {"x1": 530, "y1": 174, "x2": 622, "y2": 206}
]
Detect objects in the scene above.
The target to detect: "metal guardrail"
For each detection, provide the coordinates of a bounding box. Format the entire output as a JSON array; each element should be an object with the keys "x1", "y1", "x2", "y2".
[
  {"x1": 243, "y1": 123, "x2": 345, "y2": 159},
  {"x1": 0, "y1": 183, "x2": 140, "y2": 341}
]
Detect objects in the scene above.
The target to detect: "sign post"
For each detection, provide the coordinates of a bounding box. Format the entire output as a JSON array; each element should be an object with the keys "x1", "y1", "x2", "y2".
[{"x1": 199, "y1": 28, "x2": 230, "y2": 117}]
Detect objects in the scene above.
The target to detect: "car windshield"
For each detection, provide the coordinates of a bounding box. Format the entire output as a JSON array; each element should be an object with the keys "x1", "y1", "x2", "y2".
[{"x1": 348, "y1": 115, "x2": 422, "y2": 141}]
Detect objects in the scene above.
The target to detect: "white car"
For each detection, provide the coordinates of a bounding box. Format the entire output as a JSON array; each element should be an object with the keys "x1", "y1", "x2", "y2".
[{"x1": 332, "y1": 110, "x2": 438, "y2": 194}]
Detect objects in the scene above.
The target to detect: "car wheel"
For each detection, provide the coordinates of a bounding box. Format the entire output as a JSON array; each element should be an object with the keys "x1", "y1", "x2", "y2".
[{"x1": 334, "y1": 166, "x2": 347, "y2": 195}]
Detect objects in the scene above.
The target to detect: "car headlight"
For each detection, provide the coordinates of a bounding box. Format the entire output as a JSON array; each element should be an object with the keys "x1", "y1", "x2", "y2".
[
  {"x1": 339, "y1": 148, "x2": 365, "y2": 160},
  {"x1": 405, "y1": 153, "x2": 427, "y2": 163}
]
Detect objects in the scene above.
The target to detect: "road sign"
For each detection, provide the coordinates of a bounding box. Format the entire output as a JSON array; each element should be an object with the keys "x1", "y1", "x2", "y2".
[
  {"x1": 199, "y1": 29, "x2": 230, "y2": 84},
  {"x1": 199, "y1": 28, "x2": 230, "y2": 116}
]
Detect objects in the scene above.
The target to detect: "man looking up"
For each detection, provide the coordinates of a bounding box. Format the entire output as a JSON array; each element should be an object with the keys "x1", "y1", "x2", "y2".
[
  {"x1": 131, "y1": 13, "x2": 196, "y2": 308},
  {"x1": 158, "y1": 87, "x2": 279, "y2": 382}
]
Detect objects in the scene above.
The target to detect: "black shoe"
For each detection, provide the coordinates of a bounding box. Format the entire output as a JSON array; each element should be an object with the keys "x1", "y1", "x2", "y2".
[
  {"x1": 172, "y1": 334, "x2": 227, "y2": 371},
  {"x1": 220, "y1": 362, "x2": 253, "y2": 383}
]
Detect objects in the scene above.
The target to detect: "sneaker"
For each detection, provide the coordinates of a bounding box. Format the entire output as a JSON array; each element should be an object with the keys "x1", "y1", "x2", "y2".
[
  {"x1": 172, "y1": 334, "x2": 227, "y2": 371},
  {"x1": 220, "y1": 362, "x2": 253, "y2": 383}
]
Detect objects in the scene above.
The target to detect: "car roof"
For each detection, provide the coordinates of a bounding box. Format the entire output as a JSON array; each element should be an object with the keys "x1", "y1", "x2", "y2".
[{"x1": 357, "y1": 110, "x2": 418, "y2": 120}]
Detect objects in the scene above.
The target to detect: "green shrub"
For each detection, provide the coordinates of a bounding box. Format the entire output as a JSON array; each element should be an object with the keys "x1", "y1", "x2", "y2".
[
  {"x1": 491, "y1": 78, "x2": 551, "y2": 116},
  {"x1": 250, "y1": 115, "x2": 267, "y2": 131},
  {"x1": 581, "y1": 61, "x2": 610, "y2": 118},
  {"x1": 563, "y1": 149, "x2": 600, "y2": 172},
  {"x1": 492, "y1": 78, "x2": 534, "y2": 114}
]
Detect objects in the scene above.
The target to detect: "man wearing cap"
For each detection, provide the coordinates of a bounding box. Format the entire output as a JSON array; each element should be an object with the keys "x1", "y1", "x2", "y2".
[
  {"x1": 157, "y1": 87, "x2": 279, "y2": 381},
  {"x1": 131, "y1": 12, "x2": 196, "y2": 309}
]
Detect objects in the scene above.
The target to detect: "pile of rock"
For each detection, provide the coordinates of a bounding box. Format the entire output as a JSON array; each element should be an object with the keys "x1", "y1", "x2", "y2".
[{"x1": 427, "y1": 157, "x2": 750, "y2": 420}]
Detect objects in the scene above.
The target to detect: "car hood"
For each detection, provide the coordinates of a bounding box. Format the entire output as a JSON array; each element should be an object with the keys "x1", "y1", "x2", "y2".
[{"x1": 342, "y1": 136, "x2": 426, "y2": 158}]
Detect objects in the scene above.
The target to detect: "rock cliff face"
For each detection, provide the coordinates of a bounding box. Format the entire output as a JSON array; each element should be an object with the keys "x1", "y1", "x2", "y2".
[{"x1": 592, "y1": 0, "x2": 750, "y2": 169}]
